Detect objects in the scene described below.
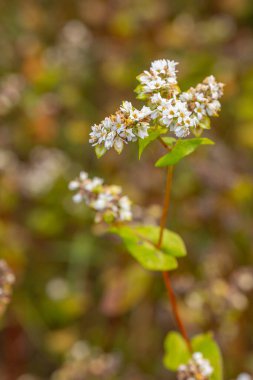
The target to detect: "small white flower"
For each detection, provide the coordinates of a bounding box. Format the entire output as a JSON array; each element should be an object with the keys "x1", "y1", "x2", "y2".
[
  {"x1": 85, "y1": 177, "x2": 103, "y2": 191},
  {"x1": 104, "y1": 130, "x2": 116, "y2": 149},
  {"x1": 137, "y1": 123, "x2": 149, "y2": 139},
  {"x1": 194, "y1": 101, "x2": 206, "y2": 120},
  {"x1": 120, "y1": 100, "x2": 133, "y2": 114},
  {"x1": 192, "y1": 352, "x2": 203, "y2": 361},
  {"x1": 92, "y1": 192, "x2": 113, "y2": 211},
  {"x1": 89, "y1": 124, "x2": 106, "y2": 146},
  {"x1": 195, "y1": 92, "x2": 206, "y2": 102},
  {"x1": 123, "y1": 128, "x2": 136, "y2": 142},
  {"x1": 118, "y1": 196, "x2": 132, "y2": 221},
  {"x1": 184, "y1": 115, "x2": 199, "y2": 128},
  {"x1": 80, "y1": 171, "x2": 88, "y2": 181},
  {"x1": 119, "y1": 209, "x2": 132, "y2": 221},
  {"x1": 237, "y1": 373, "x2": 252, "y2": 380},
  {"x1": 68, "y1": 180, "x2": 79, "y2": 190},
  {"x1": 206, "y1": 100, "x2": 221, "y2": 116},
  {"x1": 73, "y1": 193, "x2": 83, "y2": 203},
  {"x1": 102, "y1": 117, "x2": 114, "y2": 130},
  {"x1": 178, "y1": 365, "x2": 187, "y2": 371},
  {"x1": 172, "y1": 124, "x2": 190, "y2": 138},
  {"x1": 151, "y1": 59, "x2": 178, "y2": 76},
  {"x1": 139, "y1": 105, "x2": 152, "y2": 118},
  {"x1": 151, "y1": 59, "x2": 168, "y2": 73},
  {"x1": 180, "y1": 92, "x2": 193, "y2": 102},
  {"x1": 150, "y1": 93, "x2": 164, "y2": 104},
  {"x1": 114, "y1": 114, "x2": 126, "y2": 133},
  {"x1": 138, "y1": 70, "x2": 152, "y2": 84},
  {"x1": 143, "y1": 77, "x2": 167, "y2": 92}
]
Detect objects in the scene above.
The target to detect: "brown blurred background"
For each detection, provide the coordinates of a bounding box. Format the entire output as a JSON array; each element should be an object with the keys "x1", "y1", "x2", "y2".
[{"x1": 0, "y1": 0, "x2": 253, "y2": 379}]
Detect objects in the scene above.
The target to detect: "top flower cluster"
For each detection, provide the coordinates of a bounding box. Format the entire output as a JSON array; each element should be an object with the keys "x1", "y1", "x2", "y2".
[{"x1": 89, "y1": 59, "x2": 224, "y2": 155}]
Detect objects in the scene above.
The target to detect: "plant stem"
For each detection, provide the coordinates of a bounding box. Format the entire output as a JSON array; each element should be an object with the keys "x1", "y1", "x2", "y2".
[
  {"x1": 158, "y1": 136, "x2": 170, "y2": 151},
  {"x1": 157, "y1": 166, "x2": 173, "y2": 247},
  {"x1": 157, "y1": 166, "x2": 192, "y2": 352}
]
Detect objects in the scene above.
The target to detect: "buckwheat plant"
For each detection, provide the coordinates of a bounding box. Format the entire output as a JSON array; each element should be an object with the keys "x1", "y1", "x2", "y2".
[{"x1": 70, "y1": 59, "x2": 224, "y2": 380}]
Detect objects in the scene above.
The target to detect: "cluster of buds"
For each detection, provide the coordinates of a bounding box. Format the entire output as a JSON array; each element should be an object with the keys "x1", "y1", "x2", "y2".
[
  {"x1": 89, "y1": 59, "x2": 224, "y2": 153},
  {"x1": 0, "y1": 260, "x2": 15, "y2": 315},
  {"x1": 177, "y1": 352, "x2": 213, "y2": 380},
  {"x1": 69, "y1": 171, "x2": 132, "y2": 223},
  {"x1": 89, "y1": 101, "x2": 152, "y2": 155}
]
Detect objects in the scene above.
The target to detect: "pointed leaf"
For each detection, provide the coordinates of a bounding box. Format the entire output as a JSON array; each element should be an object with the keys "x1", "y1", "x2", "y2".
[
  {"x1": 133, "y1": 226, "x2": 186, "y2": 258},
  {"x1": 111, "y1": 225, "x2": 186, "y2": 271},
  {"x1": 163, "y1": 332, "x2": 191, "y2": 370},
  {"x1": 155, "y1": 138, "x2": 214, "y2": 167},
  {"x1": 192, "y1": 333, "x2": 223, "y2": 380},
  {"x1": 161, "y1": 136, "x2": 176, "y2": 147},
  {"x1": 138, "y1": 128, "x2": 167, "y2": 159}
]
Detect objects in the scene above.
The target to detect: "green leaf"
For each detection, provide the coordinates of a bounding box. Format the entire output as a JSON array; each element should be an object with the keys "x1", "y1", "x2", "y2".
[
  {"x1": 134, "y1": 83, "x2": 148, "y2": 100},
  {"x1": 199, "y1": 116, "x2": 211, "y2": 130},
  {"x1": 192, "y1": 333, "x2": 223, "y2": 380},
  {"x1": 95, "y1": 144, "x2": 107, "y2": 158},
  {"x1": 161, "y1": 136, "x2": 176, "y2": 147},
  {"x1": 111, "y1": 225, "x2": 186, "y2": 271},
  {"x1": 163, "y1": 332, "x2": 191, "y2": 370},
  {"x1": 155, "y1": 137, "x2": 214, "y2": 167},
  {"x1": 138, "y1": 127, "x2": 167, "y2": 159},
  {"x1": 133, "y1": 226, "x2": 186, "y2": 258},
  {"x1": 163, "y1": 332, "x2": 223, "y2": 380}
]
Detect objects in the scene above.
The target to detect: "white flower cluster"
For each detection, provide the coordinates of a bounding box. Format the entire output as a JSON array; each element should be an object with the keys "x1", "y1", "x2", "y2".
[
  {"x1": 136, "y1": 59, "x2": 179, "y2": 97},
  {"x1": 69, "y1": 171, "x2": 132, "y2": 223},
  {"x1": 177, "y1": 352, "x2": 213, "y2": 380},
  {"x1": 89, "y1": 59, "x2": 224, "y2": 153},
  {"x1": 89, "y1": 101, "x2": 152, "y2": 154},
  {"x1": 150, "y1": 75, "x2": 224, "y2": 138}
]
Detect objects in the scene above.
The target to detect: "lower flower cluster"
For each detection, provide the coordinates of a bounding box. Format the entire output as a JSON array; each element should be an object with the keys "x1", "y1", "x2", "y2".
[
  {"x1": 69, "y1": 171, "x2": 132, "y2": 223},
  {"x1": 177, "y1": 352, "x2": 213, "y2": 380}
]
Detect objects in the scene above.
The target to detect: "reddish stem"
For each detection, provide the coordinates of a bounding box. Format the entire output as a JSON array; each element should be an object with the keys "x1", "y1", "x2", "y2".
[{"x1": 157, "y1": 165, "x2": 192, "y2": 352}]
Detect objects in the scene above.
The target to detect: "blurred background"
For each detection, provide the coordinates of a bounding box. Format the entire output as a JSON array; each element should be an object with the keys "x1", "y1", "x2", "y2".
[{"x1": 0, "y1": 0, "x2": 253, "y2": 379}]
